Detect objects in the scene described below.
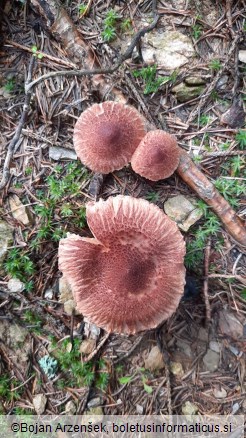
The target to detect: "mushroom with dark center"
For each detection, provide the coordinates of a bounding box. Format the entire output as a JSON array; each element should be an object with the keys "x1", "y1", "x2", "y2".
[
  {"x1": 58, "y1": 195, "x2": 186, "y2": 334},
  {"x1": 131, "y1": 130, "x2": 181, "y2": 181},
  {"x1": 131, "y1": 129, "x2": 246, "y2": 247},
  {"x1": 73, "y1": 101, "x2": 146, "y2": 174}
]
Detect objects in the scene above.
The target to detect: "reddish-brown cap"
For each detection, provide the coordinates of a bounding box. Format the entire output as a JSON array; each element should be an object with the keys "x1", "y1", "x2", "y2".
[
  {"x1": 73, "y1": 101, "x2": 146, "y2": 173},
  {"x1": 58, "y1": 195, "x2": 185, "y2": 334},
  {"x1": 131, "y1": 130, "x2": 181, "y2": 181}
]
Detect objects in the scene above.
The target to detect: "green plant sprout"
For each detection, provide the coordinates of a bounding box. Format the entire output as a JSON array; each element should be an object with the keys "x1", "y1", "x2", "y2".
[
  {"x1": 118, "y1": 367, "x2": 153, "y2": 394},
  {"x1": 133, "y1": 65, "x2": 176, "y2": 95},
  {"x1": 191, "y1": 23, "x2": 202, "y2": 40},
  {"x1": 31, "y1": 46, "x2": 44, "y2": 59},
  {"x1": 121, "y1": 18, "x2": 132, "y2": 32},
  {"x1": 199, "y1": 114, "x2": 210, "y2": 126},
  {"x1": 4, "y1": 79, "x2": 15, "y2": 93},
  {"x1": 4, "y1": 248, "x2": 35, "y2": 287},
  {"x1": 78, "y1": 3, "x2": 87, "y2": 15},
  {"x1": 235, "y1": 130, "x2": 246, "y2": 150},
  {"x1": 101, "y1": 9, "x2": 120, "y2": 42},
  {"x1": 209, "y1": 59, "x2": 221, "y2": 71}
]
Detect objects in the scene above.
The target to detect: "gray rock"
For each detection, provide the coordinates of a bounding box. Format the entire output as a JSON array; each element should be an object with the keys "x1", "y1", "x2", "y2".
[
  {"x1": 181, "y1": 401, "x2": 199, "y2": 415},
  {"x1": 0, "y1": 220, "x2": 13, "y2": 273},
  {"x1": 239, "y1": 50, "x2": 246, "y2": 64},
  {"x1": 144, "y1": 346, "x2": 165, "y2": 371},
  {"x1": 184, "y1": 76, "x2": 206, "y2": 86},
  {"x1": 8, "y1": 195, "x2": 33, "y2": 226},
  {"x1": 197, "y1": 327, "x2": 209, "y2": 342},
  {"x1": 33, "y1": 394, "x2": 47, "y2": 414},
  {"x1": 176, "y1": 340, "x2": 193, "y2": 358},
  {"x1": 216, "y1": 75, "x2": 229, "y2": 90},
  {"x1": 84, "y1": 318, "x2": 101, "y2": 340},
  {"x1": 209, "y1": 341, "x2": 221, "y2": 353},
  {"x1": 142, "y1": 31, "x2": 195, "y2": 69},
  {"x1": 218, "y1": 310, "x2": 244, "y2": 339},
  {"x1": 164, "y1": 195, "x2": 203, "y2": 232},
  {"x1": 203, "y1": 349, "x2": 220, "y2": 372},
  {"x1": 0, "y1": 320, "x2": 31, "y2": 369},
  {"x1": 7, "y1": 278, "x2": 25, "y2": 293},
  {"x1": 220, "y1": 101, "x2": 245, "y2": 128},
  {"x1": 49, "y1": 146, "x2": 77, "y2": 161},
  {"x1": 172, "y1": 82, "x2": 205, "y2": 102},
  {"x1": 87, "y1": 397, "x2": 102, "y2": 409}
]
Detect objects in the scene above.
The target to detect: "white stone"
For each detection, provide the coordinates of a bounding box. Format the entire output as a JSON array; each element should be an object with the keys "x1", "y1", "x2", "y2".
[
  {"x1": 136, "y1": 404, "x2": 144, "y2": 414},
  {"x1": 142, "y1": 31, "x2": 195, "y2": 70},
  {"x1": 59, "y1": 276, "x2": 73, "y2": 303},
  {"x1": 80, "y1": 339, "x2": 96, "y2": 355},
  {"x1": 33, "y1": 394, "x2": 47, "y2": 414},
  {"x1": 164, "y1": 195, "x2": 203, "y2": 232},
  {"x1": 63, "y1": 299, "x2": 80, "y2": 316},
  {"x1": 7, "y1": 278, "x2": 25, "y2": 293},
  {"x1": 170, "y1": 361, "x2": 184, "y2": 377},
  {"x1": 144, "y1": 346, "x2": 165, "y2": 371},
  {"x1": 239, "y1": 50, "x2": 246, "y2": 64},
  {"x1": 87, "y1": 397, "x2": 102, "y2": 408},
  {"x1": 213, "y1": 387, "x2": 227, "y2": 399},
  {"x1": 49, "y1": 146, "x2": 77, "y2": 161},
  {"x1": 44, "y1": 288, "x2": 53, "y2": 299},
  {"x1": 65, "y1": 400, "x2": 76, "y2": 414},
  {"x1": 182, "y1": 401, "x2": 198, "y2": 415},
  {"x1": 8, "y1": 195, "x2": 32, "y2": 226}
]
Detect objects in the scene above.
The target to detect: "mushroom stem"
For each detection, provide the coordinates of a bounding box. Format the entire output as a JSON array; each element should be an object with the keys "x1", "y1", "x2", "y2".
[{"x1": 176, "y1": 150, "x2": 246, "y2": 247}]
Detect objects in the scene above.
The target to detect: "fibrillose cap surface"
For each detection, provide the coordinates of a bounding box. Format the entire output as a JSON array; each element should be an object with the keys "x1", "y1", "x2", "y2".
[
  {"x1": 58, "y1": 195, "x2": 186, "y2": 334},
  {"x1": 73, "y1": 101, "x2": 146, "y2": 174},
  {"x1": 131, "y1": 130, "x2": 181, "y2": 181}
]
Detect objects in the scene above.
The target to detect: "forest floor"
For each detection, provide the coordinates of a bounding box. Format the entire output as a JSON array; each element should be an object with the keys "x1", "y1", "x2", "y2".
[{"x1": 0, "y1": 0, "x2": 245, "y2": 418}]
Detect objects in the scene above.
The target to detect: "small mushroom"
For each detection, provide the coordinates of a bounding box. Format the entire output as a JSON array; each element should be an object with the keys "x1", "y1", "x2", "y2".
[
  {"x1": 58, "y1": 195, "x2": 186, "y2": 334},
  {"x1": 131, "y1": 129, "x2": 246, "y2": 247},
  {"x1": 73, "y1": 101, "x2": 146, "y2": 173},
  {"x1": 131, "y1": 130, "x2": 181, "y2": 181}
]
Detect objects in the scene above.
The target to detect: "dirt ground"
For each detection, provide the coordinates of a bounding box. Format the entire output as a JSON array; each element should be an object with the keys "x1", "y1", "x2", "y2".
[{"x1": 0, "y1": 0, "x2": 245, "y2": 417}]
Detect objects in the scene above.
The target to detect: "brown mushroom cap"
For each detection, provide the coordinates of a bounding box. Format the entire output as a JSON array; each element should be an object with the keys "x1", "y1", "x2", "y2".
[
  {"x1": 73, "y1": 101, "x2": 146, "y2": 173},
  {"x1": 58, "y1": 195, "x2": 185, "y2": 334},
  {"x1": 131, "y1": 130, "x2": 181, "y2": 181}
]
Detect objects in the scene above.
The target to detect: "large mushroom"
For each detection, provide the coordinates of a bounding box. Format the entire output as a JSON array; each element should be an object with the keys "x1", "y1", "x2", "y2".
[
  {"x1": 58, "y1": 195, "x2": 186, "y2": 334},
  {"x1": 73, "y1": 101, "x2": 146, "y2": 173}
]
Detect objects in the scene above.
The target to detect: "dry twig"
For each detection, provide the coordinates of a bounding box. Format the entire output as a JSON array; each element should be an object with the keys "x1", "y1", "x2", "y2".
[{"x1": 0, "y1": 57, "x2": 35, "y2": 190}]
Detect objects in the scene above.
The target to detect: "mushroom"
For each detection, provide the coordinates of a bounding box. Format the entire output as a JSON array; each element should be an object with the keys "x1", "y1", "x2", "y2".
[
  {"x1": 131, "y1": 130, "x2": 181, "y2": 181},
  {"x1": 131, "y1": 129, "x2": 246, "y2": 247},
  {"x1": 58, "y1": 195, "x2": 186, "y2": 334},
  {"x1": 73, "y1": 101, "x2": 146, "y2": 174}
]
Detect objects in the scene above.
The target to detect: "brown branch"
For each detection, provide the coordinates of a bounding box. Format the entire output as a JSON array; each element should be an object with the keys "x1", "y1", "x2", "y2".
[{"x1": 176, "y1": 150, "x2": 246, "y2": 246}]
